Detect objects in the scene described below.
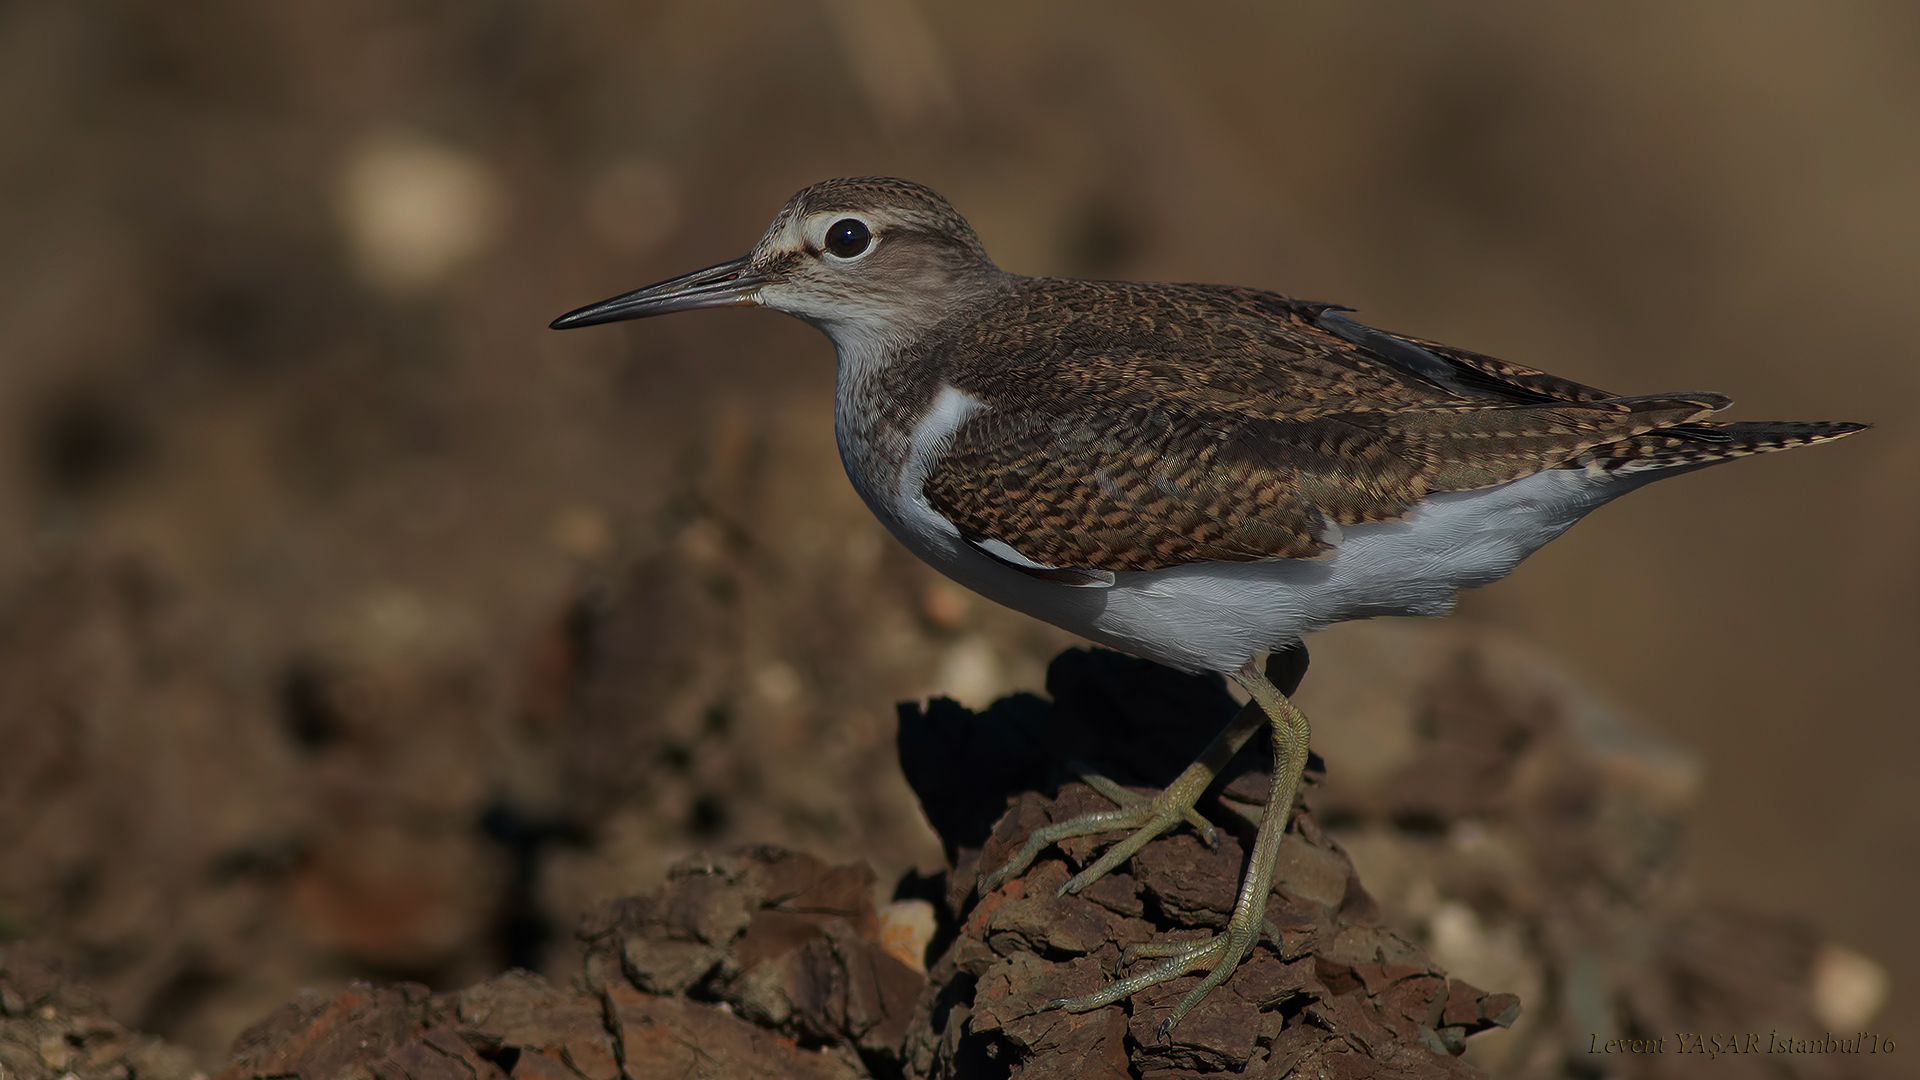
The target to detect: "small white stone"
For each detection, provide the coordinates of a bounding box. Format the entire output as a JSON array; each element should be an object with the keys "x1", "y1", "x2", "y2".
[
  {"x1": 1428, "y1": 902, "x2": 1486, "y2": 967},
  {"x1": 675, "y1": 518, "x2": 728, "y2": 567},
  {"x1": 933, "y1": 635, "x2": 1004, "y2": 708},
  {"x1": 1810, "y1": 943, "x2": 1890, "y2": 1030},
  {"x1": 335, "y1": 130, "x2": 506, "y2": 295},
  {"x1": 551, "y1": 506, "x2": 613, "y2": 559},
  {"x1": 920, "y1": 580, "x2": 970, "y2": 629},
  {"x1": 1428, "y1": 901, "x2": 1528, "y2": 998},
  {"x1": 877, "y1": 898, "x2": 938, "y2": 973},
  {"x1": 755, "y1": 661, "x2": 803, "y2": 707}
]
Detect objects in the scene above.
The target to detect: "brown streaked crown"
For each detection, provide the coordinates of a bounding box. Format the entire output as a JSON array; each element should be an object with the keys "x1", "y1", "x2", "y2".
[
  {"x1": 775, "y1": 177, "x2": 988, "y2": 256},
  {"x1": 744, "y1": 178, "x2": 1010, "y2": 343}
]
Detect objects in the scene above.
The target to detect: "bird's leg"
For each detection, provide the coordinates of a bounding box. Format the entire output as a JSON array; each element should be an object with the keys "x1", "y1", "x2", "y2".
[
  {"x1": 979, "y1": 698, "x2": 1266, "y2": 897},
  {"x1": 1051, "y1": 656, "x2": 1313, "y2": 1040}
]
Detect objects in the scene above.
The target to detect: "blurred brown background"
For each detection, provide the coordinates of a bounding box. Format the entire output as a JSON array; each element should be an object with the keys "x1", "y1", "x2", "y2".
[{"x1": 0, "y1": 0, "x2": 1912, "y2": 1065}]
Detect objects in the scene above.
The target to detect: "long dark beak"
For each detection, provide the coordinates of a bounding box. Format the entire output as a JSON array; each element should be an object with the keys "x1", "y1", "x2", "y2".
[{"x1": 549, "y1": 255, "x2": 767, "y2": 329}]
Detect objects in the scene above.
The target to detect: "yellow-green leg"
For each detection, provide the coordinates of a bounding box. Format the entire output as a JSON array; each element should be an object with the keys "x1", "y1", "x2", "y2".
[
  {"x1": 978, "y1": 697, "x2": 1266, "y2": 896},
  {"x1": 979, "y1": 653, "x2": 1314, "y2": 1039}
]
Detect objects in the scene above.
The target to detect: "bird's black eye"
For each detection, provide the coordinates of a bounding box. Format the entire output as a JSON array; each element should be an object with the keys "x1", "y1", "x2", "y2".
[{"x1": 824, "y1": 218, "x2": 872, "y2": 259}]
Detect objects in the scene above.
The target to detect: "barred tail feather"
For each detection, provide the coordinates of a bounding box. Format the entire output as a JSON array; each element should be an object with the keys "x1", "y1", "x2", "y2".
[{"x1": 1588, "y1": 420, "x2": 1869, "y2": 474}]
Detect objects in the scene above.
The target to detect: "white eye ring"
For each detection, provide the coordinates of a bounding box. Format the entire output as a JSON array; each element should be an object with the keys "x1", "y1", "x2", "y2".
[{"x1": 821, "y1": 216, "x2": 875, "y2": 261}]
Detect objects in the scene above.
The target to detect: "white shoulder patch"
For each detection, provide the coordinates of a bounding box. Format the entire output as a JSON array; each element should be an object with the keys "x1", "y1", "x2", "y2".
[
  {"x1": 893, "y1": 383, "x2": 986, "y2": 538},
  {"x1": 902, "y1": 384, "x2": 1115, "y2": 589},
  {"x1": 967, "y1": 535, "x2": 1116, "y2": 588},
  {"x1": 973, "y1": 535, "x2": 1053, "y2": 570},
  {"x1": 907, "y1": 384, "x2": 986, "y2": 473}
]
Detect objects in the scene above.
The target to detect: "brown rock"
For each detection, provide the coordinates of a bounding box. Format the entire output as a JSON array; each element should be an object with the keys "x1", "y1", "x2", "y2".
[
  {"x1": 214, "y1": 966, "x2": 871, "y2": 1080},
  {"x1": 219, "y1": 981, "x2": 504, "y2": 1080},
  {"x1": 984, "y1": 863, "x2": 1119, "y2": 958},
  {"x1": 1128, "y1": 972, "x2": 1264, "y2": 1073},
  {"x1": 602, "y1": 984, "x2": 864, "y2": 1080},
  {"x1": 9, "y1": 630, "x2": 1882, "y2": 1080},
  {"x1": 577, "y1": 845, "x2": 926, "y2": 1070},
  {"x1": 1132, "y1": 831, "x2": 1245, "y2": 929},
  {"x1": 444, "y1": 972, "x2": 620, "y2": 1080},
  {"x1": 1009, "y1": 1007, "x2": 1130, "y2": 1080},
  {"x1": 0, "y1": 945, "x2": 200, "y2": 1080},
  {"x1": 1273, "y1": 831, "x2": 1356, "y2": 911},
  {"x1": 895, "y1": 648, "x2": 1518, "y2": 1079},
  {"x1": 971, "y1": 953, "x2": 1107, "y2": 1043}
]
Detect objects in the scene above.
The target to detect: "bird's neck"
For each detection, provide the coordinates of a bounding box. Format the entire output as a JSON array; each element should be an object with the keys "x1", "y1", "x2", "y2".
[
  {"x1": 824, "y1": 311, "x2": 982, "y2": 520},
  {"x1": 829, "y1": 327, "x2": 928, "y2": 517}
]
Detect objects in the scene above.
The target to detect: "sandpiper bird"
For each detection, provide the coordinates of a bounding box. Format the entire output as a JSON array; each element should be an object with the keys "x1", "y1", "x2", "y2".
[{"x1": 552, "y1": 177, "x2": 1865, "y2": 1033}]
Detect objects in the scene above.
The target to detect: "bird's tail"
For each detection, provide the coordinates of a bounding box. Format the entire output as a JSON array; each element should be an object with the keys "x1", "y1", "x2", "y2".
[{"x1": 1591, "y1": 420, "x2": 1869, "y2": 474}]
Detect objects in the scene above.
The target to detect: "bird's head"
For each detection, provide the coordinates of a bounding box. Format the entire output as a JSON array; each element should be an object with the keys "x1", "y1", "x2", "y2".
[{"x1": 551, "y1": 177, "x2": 1007, "y2": 354}]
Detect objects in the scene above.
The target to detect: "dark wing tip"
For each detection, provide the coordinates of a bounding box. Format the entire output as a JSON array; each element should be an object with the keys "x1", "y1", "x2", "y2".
[{"x1": 1740, "y1": 419, "x2": 1871, "y2": 440}]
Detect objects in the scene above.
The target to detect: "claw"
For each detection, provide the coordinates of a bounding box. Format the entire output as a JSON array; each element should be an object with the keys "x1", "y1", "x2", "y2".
[{"x1": 1194, "y1": 818, "x2": 1221, "y2": 850}]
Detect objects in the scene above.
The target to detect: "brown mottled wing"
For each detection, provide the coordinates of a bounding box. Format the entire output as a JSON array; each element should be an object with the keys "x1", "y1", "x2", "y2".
[
  {"x1": 923, "y1": 396, "x2": 1724, "y2": 572},
  {"x1": 929, "y1": 407, "x2": 1409, "y2": 567},
  {"x1": 918, "y1": 280, "x2": 1642, "y2": 431}
]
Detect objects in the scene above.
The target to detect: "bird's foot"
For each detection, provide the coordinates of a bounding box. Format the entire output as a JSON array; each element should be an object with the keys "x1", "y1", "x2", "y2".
[
  {"x1": 1052, "y1": 909, "x2": 1268, "y2": 1040},
  {"x1": 979, "y1": 764, "x2": 1219, "y2": 898},
  {"x1": 1073, "y1": 764, "x2": 1219, "y2": 845}
]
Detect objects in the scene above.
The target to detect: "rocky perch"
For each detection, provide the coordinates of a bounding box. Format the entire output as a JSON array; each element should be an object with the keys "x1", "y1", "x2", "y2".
[
  {"x1": 3, "y1": 629, "x2": 1891, "y2": 1080},
  {"x1": 890, "y1": 646, "x2": 1519, "y2": 1079}
]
